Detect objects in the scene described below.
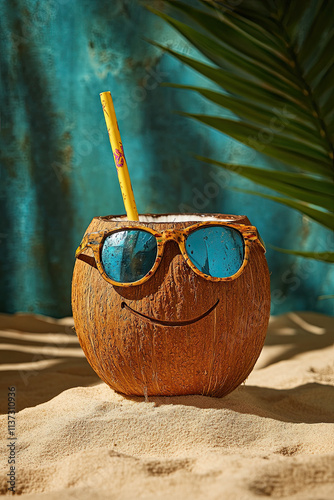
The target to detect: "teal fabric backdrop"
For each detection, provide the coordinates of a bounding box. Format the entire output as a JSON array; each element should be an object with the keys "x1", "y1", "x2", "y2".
[{"x1": 1, "y1": 0, "x2": 333, "y2": 317}]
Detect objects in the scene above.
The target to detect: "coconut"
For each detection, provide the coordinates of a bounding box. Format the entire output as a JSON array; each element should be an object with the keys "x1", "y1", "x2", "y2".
[{"x1": 72, "y1": 213, "x2": 270, "y2": 397}]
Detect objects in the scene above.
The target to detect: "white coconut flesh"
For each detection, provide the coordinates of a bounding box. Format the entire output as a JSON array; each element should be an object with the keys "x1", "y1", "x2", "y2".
[{"x1": 103, "y1": 214, "x2": 244, "y2": 223}]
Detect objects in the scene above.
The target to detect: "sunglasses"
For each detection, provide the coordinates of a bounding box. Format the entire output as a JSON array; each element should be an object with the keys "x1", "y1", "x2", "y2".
[{"x1": 75, "y1": 221, "x2": 266, "y2": 287}]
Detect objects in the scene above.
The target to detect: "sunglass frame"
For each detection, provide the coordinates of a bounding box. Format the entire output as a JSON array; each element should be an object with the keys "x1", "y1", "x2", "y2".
[{"x1": 75, "y1": 221, "x2": 265, "y2": 287}]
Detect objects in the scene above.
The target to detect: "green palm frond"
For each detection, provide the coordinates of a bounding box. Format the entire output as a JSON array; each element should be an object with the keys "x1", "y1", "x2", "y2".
[
  {"x1": 147, "y1": 0, "x2": 334, "y2": 259},
  {"x1": 195, "y1": 156, "x2": 334, "y2": 214},
  {"x1": 269, "y1": 247, "x2": 334, "y2": 263}
]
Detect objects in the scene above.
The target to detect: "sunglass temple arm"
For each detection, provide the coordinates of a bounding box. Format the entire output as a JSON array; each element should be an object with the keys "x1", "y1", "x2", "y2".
[{"x1": 75, "y1": 236, "x2": 97, "y2": 269}]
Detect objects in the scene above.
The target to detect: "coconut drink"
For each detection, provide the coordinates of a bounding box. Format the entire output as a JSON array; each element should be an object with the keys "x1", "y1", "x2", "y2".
[{"x1": 71, "y1": 92, "x2": 270, "y2": 397}]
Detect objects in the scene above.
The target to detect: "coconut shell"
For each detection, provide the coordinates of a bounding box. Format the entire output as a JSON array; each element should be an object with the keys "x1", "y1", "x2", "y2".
[{"x1": 72, "y1": 213, "x2": 271, "y2": 397}]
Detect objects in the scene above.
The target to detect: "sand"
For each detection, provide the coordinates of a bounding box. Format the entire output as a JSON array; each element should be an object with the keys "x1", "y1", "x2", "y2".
[{"x1": 0, "y1": 311, "x2": 333, "y2": 499}]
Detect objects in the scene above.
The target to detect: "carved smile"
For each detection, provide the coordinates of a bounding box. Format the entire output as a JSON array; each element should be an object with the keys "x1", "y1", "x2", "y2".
[{"x1": 120, "y1": 299, "x2": 219, "y2": 327}]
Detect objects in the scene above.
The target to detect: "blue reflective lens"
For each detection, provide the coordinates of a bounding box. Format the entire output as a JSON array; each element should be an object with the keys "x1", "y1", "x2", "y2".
[
  {"x1": 186, "y1": 226, "x2": 244, "y2": 278},
  {"x1": 101, "y1": 230, "x2": 157, "y2": 283}
]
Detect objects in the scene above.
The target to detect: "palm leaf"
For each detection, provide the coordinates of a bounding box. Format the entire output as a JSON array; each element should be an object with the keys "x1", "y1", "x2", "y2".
[
  {"x1": 315, "y1": 64, "x2": 334, "y2": 113},
  {"x1": 150, "y1": 40, "x2": 320, "y2": 126},
  {"x1": 146, "y1": 6, "x2": 311, "y2": 105},
  {"x1": 199, "y1": 1, "x2": 288, "y2": 51},
  {"x1": 269, "y1": 247, "x2": 334, "y2": 263},
  {"x1": 235, "y1": 188, "x2": 334, "y2": 231},
  {"x1": 183, "y1": 113, "x2": 332, "y2": 175},
  {"x1": 164, "y1": 0, "x2": 297, "y2": 83},
  {"x1": 196, "y1": 156, "x2": 334, "y2": 211},
  {"x1": 304, "y1": 33, "x2": 334, "y2": 85},
  {"x1": 298, "y1": 0, "x2": 333, "y2": 64},
  {"x1": 148, "y1": 0, "x2": 334, "y2": 261},
  {"x1": 166, "y1": 83, "x2": 321, "y2": 144}
]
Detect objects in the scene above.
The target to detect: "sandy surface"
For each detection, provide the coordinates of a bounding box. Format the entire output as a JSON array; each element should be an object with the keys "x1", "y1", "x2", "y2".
[{"x1": 0, "y1": 311, "x2": 333, "y2": 499}]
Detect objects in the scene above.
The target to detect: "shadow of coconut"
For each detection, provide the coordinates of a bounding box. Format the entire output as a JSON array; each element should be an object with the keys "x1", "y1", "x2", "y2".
[{"x1": 124, "y1": 382, "x2": 334, "y2": 424}]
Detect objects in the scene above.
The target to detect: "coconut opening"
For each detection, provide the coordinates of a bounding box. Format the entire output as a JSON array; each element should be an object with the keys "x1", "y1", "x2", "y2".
[{"x1": 98, "y1": 213, "x2": 246, "y2": 223}]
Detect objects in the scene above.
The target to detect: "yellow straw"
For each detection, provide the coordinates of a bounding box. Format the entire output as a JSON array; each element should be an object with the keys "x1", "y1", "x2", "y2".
[{"x1": 100, "y1": 91, "x2": 139, "y2": 221}]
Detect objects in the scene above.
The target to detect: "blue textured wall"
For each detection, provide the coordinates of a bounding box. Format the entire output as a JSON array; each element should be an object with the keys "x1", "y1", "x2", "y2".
[{"x1": 1, "y1": 0, "x2": 333, "y2": 317}]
